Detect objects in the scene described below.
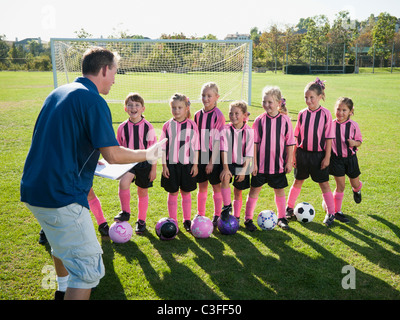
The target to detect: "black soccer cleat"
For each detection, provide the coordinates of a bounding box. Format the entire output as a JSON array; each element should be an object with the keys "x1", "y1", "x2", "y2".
[
  {"x1": 98, "y1": 222, "x2": 109, "y2": 236},
  {"x1": 39, "y1": 229, "x2": 48, "y2": 245},
  {"x1": 353, "y1": 190, "x2": 362, "y2": 204},
  {"x1": 285, "y1": 206, "x2": 295, "y2": 220},
  {"x1": 334, "y1": 212, "x2": 350, "y2": 223},
  {"x1": 114, "y1": 211, "x2": 130, "y2": 222},
  {"x1": 278, "y1": 218, "x2": 290, "y2": 230},
  {"x1": 323, "y1": 213, "x2": 335, "y2": 227},
  {"x1": 135, "y1": 219, "x2": 146, "y2": 234},
  {"x1": 220, "y1": 204, "x2": 232, "y2": 221},
  {"x1": 183, "y1": 220, "x2": 192, "y2": 232},
  {"x1": 244, "y1": 219, "x2": 257, "y2": 232}
]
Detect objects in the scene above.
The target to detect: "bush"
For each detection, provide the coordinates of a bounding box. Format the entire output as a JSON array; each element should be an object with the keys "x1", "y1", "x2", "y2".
[{"x1": 26, "y1": 55, "x2": 52, "y2": 71}]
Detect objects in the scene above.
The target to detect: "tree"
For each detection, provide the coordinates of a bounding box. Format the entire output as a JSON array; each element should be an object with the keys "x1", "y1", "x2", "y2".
[
  {"x1": 250, "y1": 27, "x2": 260, "y2": 46},
  {"x1": 327, "y1": 11, "x2": 355, "y2": 65},
  {"x1": 370, "y1": 12, "x2": 397, "y2": 66},
  {"x1": 296, "y1": 17, "x2": 314, "y2": 33},
  {"x1": 74, "y1": 28, "x2": 93, "y2": 38},
  {"x1": 0, "y1": 34, "x2": 10, "y2": 69},
  {"x1": 282, "y1": 25, "x2": 304, "y2": 65},
  {"x1": 259, "y1": 25, "x2": 286, "y2": 72},
  {"x1": 329, "y1": 11, "x2": 355, "y2": 45},
  {"x1": 300, "y1": 15, "x2": 330, "y2": 64},
  {"x1": 8, "y1": 42, "x2": 25, "y2": 65}
]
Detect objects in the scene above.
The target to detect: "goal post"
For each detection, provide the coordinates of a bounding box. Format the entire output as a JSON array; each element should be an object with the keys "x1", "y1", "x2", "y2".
[{"x1": 50, "y1": 38, "x2": 252, "y2": 105}]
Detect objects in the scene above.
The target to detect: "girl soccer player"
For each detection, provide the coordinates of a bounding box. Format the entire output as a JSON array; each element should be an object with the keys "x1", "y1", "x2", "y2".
[
  {"x1": 219, "y1": 101, "x2": 254, "y2": 223},
  {"x1": 328, "y1": 97, "x2": 363, "y2": 222},
  {"x1": 160, "y1": 93, "x2": 199, "y2": 232},
  {"x1": 114, "y1": 93, "x2": 157, "y2": 234},
  {"x1": 244, "y1": 87, "x2": 295, "y2": 231},
  {"x1": 194, "y1": 82, "x2": 226, "y2": 226},
  {"x1": 286, "y1": 78, "x2": 336, "y2": 227}
]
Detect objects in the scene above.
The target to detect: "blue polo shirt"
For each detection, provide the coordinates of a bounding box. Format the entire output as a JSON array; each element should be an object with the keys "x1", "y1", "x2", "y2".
[{"x1": 20, "y1": 77, "x2": 119, "y2": 209}]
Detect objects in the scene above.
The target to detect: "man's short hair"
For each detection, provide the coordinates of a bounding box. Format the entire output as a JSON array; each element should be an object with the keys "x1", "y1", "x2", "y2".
[{"x1": 82, "y1": 47, "x2": 120, "y2": 76}]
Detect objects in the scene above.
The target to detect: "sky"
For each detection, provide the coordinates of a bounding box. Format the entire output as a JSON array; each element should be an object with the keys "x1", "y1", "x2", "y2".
[{"x1": 1, "y1": 0, "x2": 399, "y2": 42}]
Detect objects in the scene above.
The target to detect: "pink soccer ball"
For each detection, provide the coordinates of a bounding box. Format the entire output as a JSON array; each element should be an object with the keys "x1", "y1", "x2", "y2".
[
  {"x1": 191, "y1": 215, "x2": 213, "y2": 238},
  {"x1": 109, "y1": 221, "x2": 133, "y2": 243}
]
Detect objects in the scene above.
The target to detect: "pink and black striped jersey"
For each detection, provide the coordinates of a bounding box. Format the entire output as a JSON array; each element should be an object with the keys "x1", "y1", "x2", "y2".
[
  {"x1": 117, "y1": 117, "x2": 157, "y2": 150},
  {"x1": 193, "y1": 107, "x2": 226, "y2": 153},
  {"x1": 253, "y1": 112, "x2": 295, "y2": 174},
  {"x1": 294, "y1": 106, "x2": 334, "y2": 152},
  {"x1": 332, "y1": 119, "x2": 362, "y2": 158},
  {"x1": 160, "y1": 118, "x2": 200, "y2": 164},
  {"x1": 220, "y1": 123, "x2": 254, "y2": 166}
]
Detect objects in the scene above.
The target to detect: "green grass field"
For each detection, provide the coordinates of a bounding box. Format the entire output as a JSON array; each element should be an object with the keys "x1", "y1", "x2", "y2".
[{"x1": 1, "y1": 71, "x2": 400, "y2": 301}]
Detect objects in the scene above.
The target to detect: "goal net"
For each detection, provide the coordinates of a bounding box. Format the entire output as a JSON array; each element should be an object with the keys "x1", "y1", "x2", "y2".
[{"x1": 50, "y1": 38, "x2": 252, "y2": 104}]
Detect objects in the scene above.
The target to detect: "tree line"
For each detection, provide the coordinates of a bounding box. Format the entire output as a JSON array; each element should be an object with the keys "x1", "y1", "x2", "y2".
[
  {"x1": 0, "y1": 10, "x2": 398, "y2": 72},
  {"x1": 251, "y1": 11, "x2": 399, "y2": 71}
]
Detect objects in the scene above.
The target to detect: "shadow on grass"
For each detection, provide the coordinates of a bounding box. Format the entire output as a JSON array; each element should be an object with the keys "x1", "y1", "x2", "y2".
[
  {"x1": 91, "y1": 236, "x2": 127, "y2": 300},
  {"x1": 93, "y1": 218, "x2": 400, "y2": 300},
  {"x1": 285, "y1": 220, "x2": 400, "y2": 299}
]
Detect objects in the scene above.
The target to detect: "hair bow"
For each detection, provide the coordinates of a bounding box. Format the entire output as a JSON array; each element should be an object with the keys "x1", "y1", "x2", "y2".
[{"x1": 315, "y1": 77, "x2": 326, "y2": 89}]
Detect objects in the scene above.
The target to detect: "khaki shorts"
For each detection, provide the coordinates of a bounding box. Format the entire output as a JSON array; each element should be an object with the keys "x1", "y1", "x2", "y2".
[{"x1": 26, "y1": 203, "x2": 105, "y2": 289}]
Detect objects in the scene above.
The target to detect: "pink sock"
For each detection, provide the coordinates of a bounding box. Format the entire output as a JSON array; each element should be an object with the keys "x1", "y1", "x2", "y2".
[
  {"x1": 287, "y1": 186, "x2": 301, "y2": 209},
  {"x1": 138, "y1": 194, "x2": 148, "y2": 221},
  {"x1": 88, "y1": 197, "x2": 107, "y2": 225},
  {"x1": 352, "y1": 181, "x2": 362, "y2": 193},
  {"x1": 233, "y1": 199, "x2": 242, "y2": 218},
  {"x1": 245, "y1": 196, "x2": 258, "y2": 220},
  {"x1": 221, "y1": 187, "x2": 232, "y2": 206},
  {"x1": 213, "y1": 191, "x2": 223, "y2": 217},
  {"x1": 119, "y1": 188, "x2": 131, "y2": 213},
  {"x1": 275, "y1": 195, "x2": 286, "y2": 219},
  {"x1": 167, "y1": 193, "x2": 178, "y2": 222},
  {"x1": 181, "y1": 193, "x2": 192, "y2": 221},
  {"x1": 322, "y1": 192, "x2": 335, "y2": 215},
  {"x1": 197, "y1": 191, "x2": 207, "y2": 216},
  {"x1": 333, "y1": 191, "x2": 344, "y2": 213}
]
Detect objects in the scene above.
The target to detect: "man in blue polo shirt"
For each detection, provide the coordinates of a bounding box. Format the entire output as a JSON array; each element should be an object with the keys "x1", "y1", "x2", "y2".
[{"x1": 21, "y1": 47, "x2": 165, "y2": 300}]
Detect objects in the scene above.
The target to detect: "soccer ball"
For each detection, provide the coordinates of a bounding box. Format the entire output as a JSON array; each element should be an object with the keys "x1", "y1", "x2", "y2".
[
  {"x1": 257, "y1": 210, "x2": 278, "y2": 230},
  {"x1": 155, "y1": 217, "x2": 179, "y2": 240},
  {"x1": 217, "y1": 215, "x2": 239, "y2": 235},
  {"x1": 109, "y1": 221, "x2": 133, "y2": 243},
  {"x1": 191, "y1": 215, "x2": 213, "y2": 238},
  {"x1": 294, "y1": 202, "x2": 315, "y2": 223}
]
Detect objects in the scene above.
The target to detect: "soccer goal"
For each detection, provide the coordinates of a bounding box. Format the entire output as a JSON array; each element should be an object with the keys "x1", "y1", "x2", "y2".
[{"x1": 50, "y1": 38, "x2": 252, "y2": 105}]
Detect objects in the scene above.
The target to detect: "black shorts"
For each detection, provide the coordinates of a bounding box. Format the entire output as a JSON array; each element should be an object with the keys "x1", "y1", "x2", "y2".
[
  {"x1": 128, "y1": 161, "x2": 153, "y2": 188},
  {"x1": 196, "y1": 151, "x2": 222, "y2": 185},
  {"x1": 294, "y1": 148, "x2": 329, "y2": 183},
  {"x1": 251, "y1": 172, "x2": 288, "y2": 189},
  {"x1": 161, "y1": 163, "x2": 197, "y2": 193},
  {"x1": 222, "y1": 163, "x2": 250, "y2": 190},
  {"x1": 329, "y1": 154, "x2": 361, "y2": 179}
]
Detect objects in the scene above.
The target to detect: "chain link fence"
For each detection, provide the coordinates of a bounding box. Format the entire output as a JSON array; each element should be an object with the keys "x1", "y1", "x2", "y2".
[{"x1": 254, "y1": 41, "x2": 400, "y2": 74}]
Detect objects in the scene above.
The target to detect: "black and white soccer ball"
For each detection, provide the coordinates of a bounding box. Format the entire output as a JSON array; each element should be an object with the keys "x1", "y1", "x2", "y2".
[{"x1": 294, "y1": 202, "x2": 315, "y2": 223}]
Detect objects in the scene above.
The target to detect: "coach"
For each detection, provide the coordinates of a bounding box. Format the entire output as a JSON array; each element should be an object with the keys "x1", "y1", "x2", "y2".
[{"x1": 20, "y1": 47, "x2": 165, "y2": 300}]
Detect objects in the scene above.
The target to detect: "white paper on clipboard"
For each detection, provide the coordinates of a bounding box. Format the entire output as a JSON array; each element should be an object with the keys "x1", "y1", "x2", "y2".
[{"x1": 94, "y1": 160, "x2": 137, "y2": 180}]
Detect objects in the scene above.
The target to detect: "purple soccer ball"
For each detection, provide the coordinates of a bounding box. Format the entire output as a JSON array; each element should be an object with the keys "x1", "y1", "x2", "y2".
[
  {"x1": 191, "y1": 215, "x2": 213, "y2": 238},
  {"x1": 155, "y1": 217, "x2": 179, "y2": 240},
  {"x1": 217, "y1": 215, "x2": 239, "y2": 235},
  {"x1": 109, "y1": 221, "x2": 133, "y2": 243}
]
